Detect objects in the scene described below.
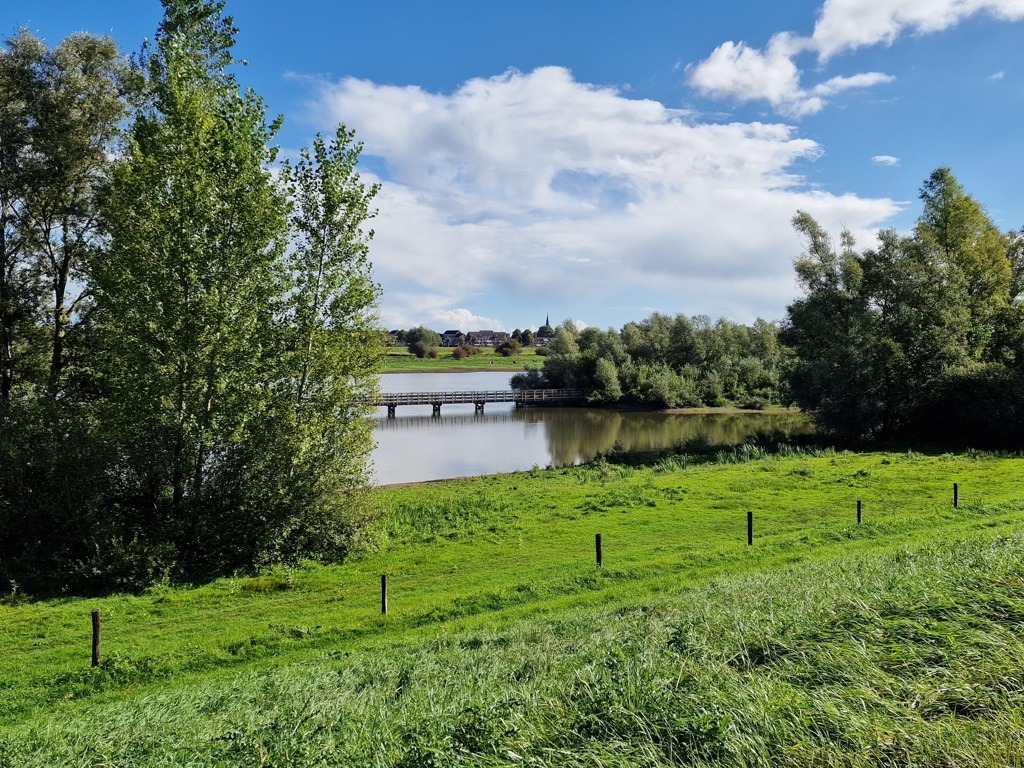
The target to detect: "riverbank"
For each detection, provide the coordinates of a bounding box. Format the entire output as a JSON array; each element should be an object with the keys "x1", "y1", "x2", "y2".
[{"x1": 3, "y1": 448, "x2": 1024, "y2": 765}]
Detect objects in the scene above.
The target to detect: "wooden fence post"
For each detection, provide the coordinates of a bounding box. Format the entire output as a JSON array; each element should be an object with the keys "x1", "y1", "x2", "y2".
[
  {"x1": 381, "y1": 575, "x2": 388, "y2": 615},
  {"x1": 747, "y1": 511, "x2": 753, "y2": 546},
  {"x1": 91, "y1": 609, "x2": 101, "y2": 668},
  {"x1": 595, "y1": 533, "x2": 602, "y2": 568},
  {"x1": 954, "y1": 483, "x2": 959, "y2": 509},
  {"x1": 857, "y1": 499, "x2": 862, "y2": 525}
]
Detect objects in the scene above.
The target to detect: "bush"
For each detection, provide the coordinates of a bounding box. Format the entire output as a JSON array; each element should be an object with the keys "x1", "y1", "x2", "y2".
[
  {"x1": 495, "y1": 338, "x2": 522, "y2": 357},
  {"x1": 535, "y1": 346, "x2": 551, "y2": 356},
  {"x1": 451, "y1": 344, "x2": 481, "y2": 360}
]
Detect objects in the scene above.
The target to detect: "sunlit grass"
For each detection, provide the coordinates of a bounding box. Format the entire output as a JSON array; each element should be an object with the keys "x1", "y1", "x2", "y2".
[
  {"x1": 380, "y1": 347, "x2": 544, "y2": 372},
  {"x1": 2, "y1": 448, "x2": 1024, "y2": 765}
]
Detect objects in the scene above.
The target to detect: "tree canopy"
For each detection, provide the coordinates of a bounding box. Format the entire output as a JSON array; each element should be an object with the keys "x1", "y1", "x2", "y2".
[
  {"x1": 0, "y1": 0, "x2": 382, "y2": 593},
  {"x1": 783, "y1": 168, "x2": 1023, "y2": 446}
]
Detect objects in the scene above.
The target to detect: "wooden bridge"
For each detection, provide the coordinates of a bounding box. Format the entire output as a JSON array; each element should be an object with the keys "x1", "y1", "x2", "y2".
[{"x1": 370, "y1": 388, "x2": 583, "y2": 417}]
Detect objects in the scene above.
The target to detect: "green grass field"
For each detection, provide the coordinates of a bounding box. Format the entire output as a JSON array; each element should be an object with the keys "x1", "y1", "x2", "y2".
[
  {"x1": 3, "y1": 448, "x2": 1024, "y2": 765},
  {"x1": 380, "y1": 347, "x2": 545, "y2": 372}
]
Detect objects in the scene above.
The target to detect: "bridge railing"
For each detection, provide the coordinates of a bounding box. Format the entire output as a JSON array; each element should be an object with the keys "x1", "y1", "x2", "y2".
[{"x1": 368, "y1": 388, "x2": 582, "y2": 406}]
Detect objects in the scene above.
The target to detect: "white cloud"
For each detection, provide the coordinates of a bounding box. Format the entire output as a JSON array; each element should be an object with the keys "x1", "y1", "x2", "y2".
[
  {"x1": 688, "y1": 0, "x2": 1024, "y2": 115},
  {"x1": 307, "y1": 67, "x2": 899, "y2": 327},
  {"x1": 989, "y1": 70, "x2": 1006, "y2": 79},
  {"x1": 812, "y1": 0, "x2": 1024, "y2": 60},
  {"x1": 872, "y1": 154, "x2": 901, "y2": 165},
  {"x1": 431, "y1": 308, "x2": 506, "y2": 332},
  {"x1": 687, "y1": 34, "x2": 892, "y2": 116}
]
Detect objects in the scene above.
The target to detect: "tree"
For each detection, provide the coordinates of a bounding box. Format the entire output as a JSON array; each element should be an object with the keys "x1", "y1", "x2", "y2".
[
  {"x1": 0, "y1": 29, "x2": 129, "y2": 399},
  {"x1": 916, "y1": 167, "x2": 1010, "y2": 357},
  {"x1": 784, "y1": 169, "x2": 1015, "y2": 444},
  {"x1": 406, "y1": 325, "x2": 440, "y2": 357},
  {"x1": 0, "y1": 29, "x2": 134, "y2": 593},
  {"x1": 278, "y1": 126, "x2": 382, "y2": 558},
  {"x1": 97, "y1": 0, "x2": 292, "y2": 571},
  {"x1": 781, "y1": 212, "x2": 880, "y2": 438}
]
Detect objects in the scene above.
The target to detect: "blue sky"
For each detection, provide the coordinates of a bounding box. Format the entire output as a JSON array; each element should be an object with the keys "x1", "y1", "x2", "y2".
[{"x1": 5, "y1": 1, "x2": 1023, "y2": 332}]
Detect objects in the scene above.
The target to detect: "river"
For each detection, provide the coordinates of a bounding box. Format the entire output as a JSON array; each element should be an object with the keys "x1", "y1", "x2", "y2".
[{"x1": 371, "y1": 371, "x2": 810, "y2": 485}]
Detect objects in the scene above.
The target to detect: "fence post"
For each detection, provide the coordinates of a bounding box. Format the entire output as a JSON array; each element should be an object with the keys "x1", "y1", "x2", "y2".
[
  {"x1": 595, "y1": 533, "x2": 602, "y2": 568},
  {"x1": 91, "y1": 609, "x2": 101, "y2": 668},
  {"x1": 747, "y1": 511, "x2": 753, "y2": 546},
  {"x1": 381, "y1": 575, "x2": 388, "y2": 615},
  {"x1": 857, "y1": 499, "x2": 862, "y2": 525},
  {"x1": 953, "y1": 482, "x2": 959, "y2": 509}
]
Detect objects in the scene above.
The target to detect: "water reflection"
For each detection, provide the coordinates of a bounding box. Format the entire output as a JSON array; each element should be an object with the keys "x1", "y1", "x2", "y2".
[{"x1": 371, "y1": 403, "x2": 809, "y2": 485}]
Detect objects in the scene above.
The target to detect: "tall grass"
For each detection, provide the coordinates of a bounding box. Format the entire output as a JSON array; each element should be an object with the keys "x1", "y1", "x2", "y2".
[
  {"x1": 4, "y1": 535, "x2": 1024, "y2": 766},
  {"x1": 2, "y1": 449, "x2": 1024, "y2": 765}
]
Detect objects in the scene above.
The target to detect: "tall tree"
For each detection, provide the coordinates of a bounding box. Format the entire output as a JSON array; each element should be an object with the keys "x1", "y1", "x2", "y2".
[
  {"x1": 278, "y1": 127, "x2": 382, "y2": 556},
  {"x1": 916, "y1": 167, "x2": 1011, "y2": 357},
  {"x1": 97, "y1": 0, "x2": 292, "y2": 571},
  {"x1": 0, "y1": 30, "x2": 128, "y2": 399},
  {"x1": 784, "y1": 169, "x2": 1017, "y2": 444}
]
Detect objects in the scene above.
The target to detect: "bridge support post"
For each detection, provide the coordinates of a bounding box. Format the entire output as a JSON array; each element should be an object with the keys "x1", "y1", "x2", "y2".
[
  {"x1": 432, "y1": 403, "x2": 442, "y2": 416},
  {"x1": 386, "y1": 405, "x2": 396, "y2": 418},
  {"x1": 474, "y1": 401, "x2": 485, "y2": 414}
]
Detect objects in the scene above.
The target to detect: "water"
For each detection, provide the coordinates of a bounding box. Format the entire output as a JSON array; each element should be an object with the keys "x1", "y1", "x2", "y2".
[{"x1": 372, "y1": 372, "x2": 809, "y2": 485}]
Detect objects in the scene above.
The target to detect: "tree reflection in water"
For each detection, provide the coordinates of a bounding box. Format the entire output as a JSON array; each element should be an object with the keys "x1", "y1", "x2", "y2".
[{"x1": 372, "y1": 405, "x2": 810, "y2": 485}]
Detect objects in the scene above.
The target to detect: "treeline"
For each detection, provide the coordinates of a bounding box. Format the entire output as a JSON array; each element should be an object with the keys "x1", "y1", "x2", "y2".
[
  {"x1": 512, "y1": 315, "x2": 786, "y2": 408},
  {"x1": 784, "y1": 168, "x2": 1024, "y2": 447},
  {"x1": 0, "y1": 1, "x2": 381, "y2": 594},
  {"x1": 518, "y1": 167, "x2": 1024, "y2": 452}
]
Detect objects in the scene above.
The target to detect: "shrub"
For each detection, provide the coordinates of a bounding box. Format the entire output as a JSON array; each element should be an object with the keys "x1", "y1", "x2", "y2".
[{"x1": 495, "y1": 338, "x2": 523, "y2": 357}]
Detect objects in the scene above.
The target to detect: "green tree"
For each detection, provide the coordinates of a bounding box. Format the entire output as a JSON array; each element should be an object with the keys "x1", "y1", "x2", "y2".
[
  {"x1": 278, "y1": 126, "x2": 382, "y2": 558},
  {"x1": 782, "y1": 212, "x2": 880, "y2": 438},
  {"x1": 96, "y1": 0, "x2": 293, "y2": 574},
  {"x1": 916, "y1": 167, "x2": 1011, "y2": 357},
  {"x1": 0, "y1": 29, "x2": 129, "y2": 399},
  {"x1": 784, "y1": 169, "x2": 1013, "y2": 443},
  {"x1": 406, "y1": 325, "x2": 440, "y2": 357},
  {"x1": 0, "y1": 29, "x2": 133, "y2": 593}
]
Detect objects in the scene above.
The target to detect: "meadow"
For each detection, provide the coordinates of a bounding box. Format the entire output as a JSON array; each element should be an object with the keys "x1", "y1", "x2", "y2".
[
  {"x1": 2, "y1": 446, "x2": 1024, "y2": 765},
  {"x1": 380, "y1": 347, "x2": 544, "y2": 373}
]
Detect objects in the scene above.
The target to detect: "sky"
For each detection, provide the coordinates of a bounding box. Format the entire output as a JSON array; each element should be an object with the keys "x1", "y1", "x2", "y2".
[{"x1": 5, "y1": 1, "x2": 1024, "y2": 333}]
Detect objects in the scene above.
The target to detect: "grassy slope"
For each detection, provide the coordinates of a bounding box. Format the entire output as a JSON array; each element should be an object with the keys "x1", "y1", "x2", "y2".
[
  {"x1": 380, "y1": 347, "x2": 544, "y2": 372},
  {"x1": 2, "y1": 450, "x2": 1024, "y2": 765}
]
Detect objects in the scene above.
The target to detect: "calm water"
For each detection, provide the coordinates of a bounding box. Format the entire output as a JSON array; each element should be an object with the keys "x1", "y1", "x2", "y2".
[{"x1": 372, "y1": 372, "x2": 810, "y2": 485}]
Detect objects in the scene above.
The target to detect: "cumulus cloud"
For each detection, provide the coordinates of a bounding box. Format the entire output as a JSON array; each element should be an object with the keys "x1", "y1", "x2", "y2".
[
  {"x1": 811, "y1": 0, "x2": 1024, "y2": 60},
  {"x1": 688, "y1": 0, "x2": 1024, "y2": 115},
  {"x1": 686, "y1": 32, "x2": 892, "y2": 116},
  {"x1": 305, "y1": 67, "x2": 898, "y2": 327},
  {"x1": 872, "y1": 155, "x2": 901, "y2": 166}
]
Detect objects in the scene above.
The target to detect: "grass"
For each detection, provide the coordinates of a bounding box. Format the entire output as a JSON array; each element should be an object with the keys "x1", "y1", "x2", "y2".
[
  {"x1": 380, "y1": 347, "x2": 545, "y2": 372},
  {"x1": 2, "y1": 448, "x2": 1024, "y2": 765}
]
